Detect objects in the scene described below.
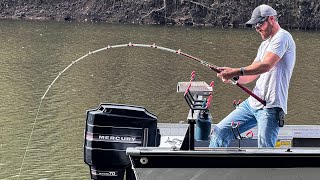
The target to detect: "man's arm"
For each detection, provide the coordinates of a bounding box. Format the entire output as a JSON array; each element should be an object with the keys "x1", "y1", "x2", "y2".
[
  {"x1": 218, "y1": 51, "x2": 281, "y2": 84},
  {"x1": 241, "y1": 52, "x2": 281, "y2": 75}
]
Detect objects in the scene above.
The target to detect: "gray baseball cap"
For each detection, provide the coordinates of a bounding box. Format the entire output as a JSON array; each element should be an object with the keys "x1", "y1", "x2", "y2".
[{"x1": 246, "y1": 4, "x2": 277, "y2": 27}]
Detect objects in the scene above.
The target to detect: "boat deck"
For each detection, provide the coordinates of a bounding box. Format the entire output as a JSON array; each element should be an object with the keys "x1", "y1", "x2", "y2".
[{"x1": 157, "y1": 123, "x2": 320, "y2": 148}]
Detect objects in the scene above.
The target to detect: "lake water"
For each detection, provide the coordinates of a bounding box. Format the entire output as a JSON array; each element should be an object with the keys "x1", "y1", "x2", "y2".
[{"x1": 0, "y1": 19, "x2": 319, "y2": 179}]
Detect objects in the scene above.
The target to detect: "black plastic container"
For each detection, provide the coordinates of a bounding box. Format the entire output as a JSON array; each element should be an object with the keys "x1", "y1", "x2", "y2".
[{"x1": 84, "y1": 103, "x2": 160, "y2": 180}]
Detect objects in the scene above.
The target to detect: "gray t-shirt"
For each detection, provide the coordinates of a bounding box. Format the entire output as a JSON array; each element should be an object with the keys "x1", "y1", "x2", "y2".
[{"x1": 248, "y1": 28, "x2": 296, "y2": 114}]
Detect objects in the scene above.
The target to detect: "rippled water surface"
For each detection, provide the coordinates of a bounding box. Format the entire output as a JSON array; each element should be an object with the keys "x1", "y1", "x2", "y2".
[{"x1": 0, "y1": 19, "x2": 319, "y2": 179}]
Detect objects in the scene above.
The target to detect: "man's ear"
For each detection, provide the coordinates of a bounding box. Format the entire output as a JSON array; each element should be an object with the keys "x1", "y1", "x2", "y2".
[{"x1": 269, "y1": 16, "x2": 275, "y2": 23}]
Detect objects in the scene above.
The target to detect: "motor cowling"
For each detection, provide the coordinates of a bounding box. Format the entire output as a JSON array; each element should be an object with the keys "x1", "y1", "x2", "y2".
[{"x1": 84, "y1": 103, "x2": 160, "y2": 180}]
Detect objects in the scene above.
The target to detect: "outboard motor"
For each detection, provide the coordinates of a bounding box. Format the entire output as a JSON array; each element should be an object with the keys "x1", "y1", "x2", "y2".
[{"x1": 84, "y1": 103, "x2": 161, "y2": 180}]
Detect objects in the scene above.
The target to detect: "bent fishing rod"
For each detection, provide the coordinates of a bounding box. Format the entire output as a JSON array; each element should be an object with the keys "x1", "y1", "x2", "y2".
[
  {"x1": 18, "y1": 42, "x2": 265, "y2": 179},
  {"x1": 40, "y1": 42, "x2": 265, "y2": 105},
  {"x1": 41, "y1": 42, "x2": 265, "y2": 105}
]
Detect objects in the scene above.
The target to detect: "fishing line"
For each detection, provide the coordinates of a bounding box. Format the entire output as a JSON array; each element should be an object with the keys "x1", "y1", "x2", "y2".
[{"x1": 17, "y1": 42, "x2": 265, "y2": 179}]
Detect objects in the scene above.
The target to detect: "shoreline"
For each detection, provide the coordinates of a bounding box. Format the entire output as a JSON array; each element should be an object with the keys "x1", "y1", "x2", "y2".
[{"x1": 0, "y1": 1, "x2": 319, "y2": 30}]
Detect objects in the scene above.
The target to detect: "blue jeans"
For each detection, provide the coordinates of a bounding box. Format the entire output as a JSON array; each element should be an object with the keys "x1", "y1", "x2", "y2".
[{"x1": 209, "y1": 99, "x2": 280, "y2": 147}]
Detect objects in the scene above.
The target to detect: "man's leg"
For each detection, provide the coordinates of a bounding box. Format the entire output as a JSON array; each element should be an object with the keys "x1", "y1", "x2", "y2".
[
  {"x1": 209, "y1": 100, "x2": 257, "y2": 147},
  {"x1": 255, "y1": 108, "x2": 281, "y2": 147}
]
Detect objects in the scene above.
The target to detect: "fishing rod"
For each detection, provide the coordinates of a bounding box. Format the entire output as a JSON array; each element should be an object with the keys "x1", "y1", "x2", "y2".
[
  {"x1": 38, "y1": 42, "x2": 266, "y2": 105},
  {"x1": 18, "y1": 42, "x2": 265, "y2": 179}
]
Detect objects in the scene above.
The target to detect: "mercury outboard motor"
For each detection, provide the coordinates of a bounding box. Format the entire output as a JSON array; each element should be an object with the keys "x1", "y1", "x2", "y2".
[{"x1": 84, "y1": 103, "x2": 160, "y2": 180}]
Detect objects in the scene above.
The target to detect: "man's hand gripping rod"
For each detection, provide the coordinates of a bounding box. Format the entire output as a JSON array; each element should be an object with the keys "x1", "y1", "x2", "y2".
[{"x1": 208, "y1": 65, "x2": 266, "y2": 106}]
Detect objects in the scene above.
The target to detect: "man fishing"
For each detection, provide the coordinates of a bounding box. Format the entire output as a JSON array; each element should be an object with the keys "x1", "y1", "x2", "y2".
[{"x1": 209, "y1": 4, "x2": 296, "y2": 147}]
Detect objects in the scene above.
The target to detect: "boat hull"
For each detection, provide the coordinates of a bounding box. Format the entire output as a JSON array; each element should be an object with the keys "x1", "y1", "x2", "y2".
[
  {"x1": 127, "y1": 147, "x2": 320, "y2": 180},
  {"x1": 130, "y1": 168, "x2": 320, "y2": 180}
]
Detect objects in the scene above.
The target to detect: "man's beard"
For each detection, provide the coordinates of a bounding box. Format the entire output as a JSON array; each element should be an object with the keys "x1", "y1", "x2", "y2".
[{"x1": 261, "y1": 22, "x2": 273, "y2": 40}]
